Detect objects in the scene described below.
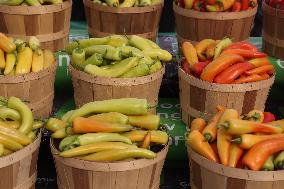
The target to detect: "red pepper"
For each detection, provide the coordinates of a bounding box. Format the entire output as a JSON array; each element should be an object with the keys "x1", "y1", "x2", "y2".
[
  {"x1": 242, "y1": 0, "x2": 250, "y2": 10},
  {"x1": 222, "y1": 49, "x2": 267, "y2": 58},
  {"x1": 193, "y1": 0, "x2": 206, "y2": 11},
  {"x1": 245, "y1": 64, "x2": 274, "y2": 75},
  {"x1": 193, "y1": 61, "x2": 210, "y2": 76},
  {"x1": 206, "y1": 0, "x2": 216, "y2": 5},
  {"x1": 234, "y1": 73, "x2": 270, "y2": 84},
  {"x1": 232, "y1": 1, "x2": 242, "y2": 11},
  {"x1": 181, "y1": 59, "x2": 191, "y2": 75},
  {"x1": 226, "y1": 42, "x2": 258, "y2": 52},
  {"x1": 214, "y1": 62, "x2": 255, "y2": 84},
  {"x1": 263, "y1": 112, "x2": 276, "y2": 123}
]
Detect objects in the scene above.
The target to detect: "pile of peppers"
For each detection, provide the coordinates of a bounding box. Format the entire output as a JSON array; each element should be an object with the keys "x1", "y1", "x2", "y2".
[
  {"x1": 266, "y1": 0, "x2": 284, "y2": 9},
  {"x1": 46, "y1": 98, "x2": 169, "y2": 162},
  {"x1": 181, "y1": 38, "x2": 275, "y2": 84},
  {"x1": 176, "y1": 0, "x2": 257, "y2": 12},
  {"x1": 0, "y1": 96, "x2": 43, "y2": 156},
  {"x1": 187, "y1": 107, "x2": 284, "y2": 171},
  {"x1": 67, "y1": 35, "x2": 172, "y2": 78}
]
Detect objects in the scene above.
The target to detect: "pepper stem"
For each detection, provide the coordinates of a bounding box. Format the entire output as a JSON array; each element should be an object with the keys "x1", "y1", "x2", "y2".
[
  {"x1": 203, "y1": 133, "x2": 212, "y2": 142},
  {"x1": 219, "y1": 122, "x2": 230, "y2": 130},
  {"x1": 231, "y1": 137, "x2": 242, "y2": 144}
]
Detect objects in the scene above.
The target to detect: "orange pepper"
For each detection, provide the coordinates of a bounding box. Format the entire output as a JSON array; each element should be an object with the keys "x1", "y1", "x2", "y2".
[
  {"x1": 190, "y1": 118, "x2": 206, "y2": 132},
  {"x1": 181, "y1": 41, "x2": 198, "y2": 69},
  {"x1": 228, "y1": 144, "x2": 244, "y2": 168},
  {"x1": 248, "y1": 57, "x2": 271, "y2": 67},
  {"x1": 234, "y1": 73, "x2": 270, "y2": 84},
  {"x1": 141, "y1": 131, "x2": 151, "y2": 149},
  {"x1": 243, "y1": 138, "x2": 284, "y2": 171},
  {"x1": 245, "y1": 64, "x2": 274, "y2": 75}
]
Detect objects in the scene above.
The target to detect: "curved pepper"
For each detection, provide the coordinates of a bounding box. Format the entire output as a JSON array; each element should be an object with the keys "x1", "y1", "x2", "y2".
[
  {"x1": 243, "y1": 110, "x2": 264, "y2": 122},
  {"x1": 216, "y1": 0, "x2": 235, "y2": 10},
  {"x1": 123, "y1": 130, "x2": 168, "y2": 144},
  {"x1": 261, "y1": 155, "x2": 274, "y2": 171},
  {"x1": 228, "y1": 144, "x2": 244, "y2": 168},
  {"x1": 190, "y1": 118, "x2": 206, "y2": 132},
  {"x1": 81, "y1": 148, "x2": 156, "y2": 161},
  {"x1": 232, "y1": 1, "x2": 241, "y2": 11},
  {"x1": 0, "y1": 133, "x2": 23, "y2": 151},
  {"x1": 200, "y1": 54, "x2": 244, "y2": 82},
  {"x1": 0, "y1": 33, "x2": 16, "y2": 53},
  {"x1": 234, "y1": 73, "x2": 270, "y2": 84},
  {"x1": 248, "y1": 57, "x2": 271, "y2": 67},
  {"x1": 245, "y1": 64, "x2": 274, "y2": 75},
  {"x1": 222, "y1": 49, "x2": 267, "y2": 58},
  {"x1": 242, "y1": 138, "x2": 284, "y2": 171},
  {"x1": 15, "y1": 47, "x2": 33, "y2": 75},
  {"x1": 263, "y1": 112, "x2": 276, "y2": 123},
  {"x1": 226, "y1": 42, "x2": 258, "y2": 52},
  {"x1": 0, "y1": 106, "x2": 21, "y2": 121},
  {"x1": 0, "y1": 122, "x2": 31, "y2": 145},
  {"x1": 88, "y1": 112, "x2": 129, "y2": 124},
  {"x1": 141, "y1": 131, "x2": 151, "y2": 149},
  {"x1": 46, "y1": 118, "x2": 67, "y2": 132},
  {"x1": 182, "y1": 41, "x2": 198, "y2": 69},
  {"x1": 128, "y1": 114, "x2": 160, "y2": 130},
  {"x1": 195, "y1": 39, "x2": 215, "y2": 61}
]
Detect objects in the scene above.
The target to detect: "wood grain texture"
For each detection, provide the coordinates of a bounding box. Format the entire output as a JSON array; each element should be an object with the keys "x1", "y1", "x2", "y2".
[
  {"x1": 173, "y1": 2, "x2": 257, "y2": 43},
  {"x1": 51, "y1": 141, "x2": 168, "y2": 189},
  {"x1": 178, "y1": 67, "x2": 274, "y2": 126},
  {"x1": 0, "y1": 132, "x2": 41, "y2": 189},
  {"x1": 83, "y1": 0, "x2": 163, "y2": 40},
  {"x1": 262, "y1": 2, "x2": 284, "y2": 59},
  {"x1": 0, "y1": 63, "x2": 57, "y2": 118},
  {"x1": 0, "y1": 1, "x2": 72, "y2": 51},
  {"x1": 188, "y1": 146, "x2": 284, "y2": 189},
  {"x1": 69, "y1": 64, "x2": 164, "y2": 113}
]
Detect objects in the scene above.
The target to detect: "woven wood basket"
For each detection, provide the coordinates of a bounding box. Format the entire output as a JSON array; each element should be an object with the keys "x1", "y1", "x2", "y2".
[
  {"x1": 188, "y1": 146, "x2": 284, "y2": 189},
  {"x1": 83, "y1": 0, "x2": 164, "y2": 40},
  {"x1": 0, "y1": 1, "x2": 72, "y2": 51},
  {"x1": 0, "y1": 132, "x2": 41, "y2": 189},
  {"x1": 0, "y1": 63, "x2": 57, "y2": 118},
  {"x1": 51, "y1": 140, "x2": 169, "y2": 189},
  {"x1": 262, "y1": 2, "x2": 284, "y2": 59},
  {"x1": 178, "y1": 67, "x2": 275, "y2": 126},
  {"x1": 173, "y1": 2, "x2": 257, "y2": 44},
  {"x1": 69, "y1": 64, "x2": 165, "y2": 113}
]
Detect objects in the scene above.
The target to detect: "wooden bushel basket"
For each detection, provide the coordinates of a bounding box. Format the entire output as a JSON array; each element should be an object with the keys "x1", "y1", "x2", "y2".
[
  {"x1": 188, "y1": 147, "x2": 284, "y2": 189},
  {"x1": 173, "y1": 2, "x2": 257, "y2": 44},
  {"x1": 69, "y1": 64, "x2": 165, "y2": 112},
  {"x1": 262, "y1": 2, "x2": 284, "y2": 59},
  {"x1": 51, "y1": 141, "x2": 169, "y2": 189},
  {"x1": 178, "y1": 67, "x2": 275, "y2": 126},
  {"x1": 0, "y1": 132, "x2": 41, "y2": 189},
  {"x1": 83, "y1": 0, "x2": 164, "y2": 40},
  {"x1": 0, "y1": 1, "x2": 72, "y2": 51},
  {"x1": 0, "y1": 63, "x2": 57, "y2": 118}
]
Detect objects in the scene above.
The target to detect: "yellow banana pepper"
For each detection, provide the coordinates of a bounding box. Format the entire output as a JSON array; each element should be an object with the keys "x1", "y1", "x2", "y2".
[
  {"x1": 32, "y1": 49, "x2": 44, "y2": 72},
  {"x1": 15, "y1": 47, "x2": 33, "y2": 75}
]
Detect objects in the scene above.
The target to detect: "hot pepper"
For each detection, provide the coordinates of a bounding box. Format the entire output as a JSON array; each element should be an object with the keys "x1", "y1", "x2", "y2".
[
  {"x1": 141, "y1": 131, "x2": 151, "y2": 149},
  {"x1": 242, "y1": 138, "x2": 284, "y2": 171},
  {"x1": 84, "y1": 45, "x2": 122, "y2": 61},
  {"x1": 81, "y1": 148, "x2": 156, "y2": 161},
  {"x1": 206, "y1": 4, "x2": 223, "y2": 11},
  {"x1": 261, "y1": 155, "x2": 274, "y2": 171},
  {"x1": 0, "y1": 106, "x2": 21, "y2": 121},
  {"x1": 274, "y1": 151, "x2": 284, "y2": 170},
  {"x1": 15, "y1": 47, "x2": 33, "y2": 75},
  {"x1": 59, "y1": 142, "x2": 137, "y2": 158},
  {"x1": 46, "y1": 118, "x2": 67, "y2": 132},
  {"x1": 226, "y1": 42, "x2": 258, "y2": 52},
  {"x1": 222, "y1": 49, "x2": 267, "y2": 58},
  {"x1": 123, "y1": 130, "x2": 168, "y2": 144},
  {"x1": 195, "y1": 39, "x2": 216, "y2": 61},
  {"x1": 248, "y1": 57, "x2": 271, "y2": 67},
  {"x1": 193, "y1": 0, "x2": 206, "y2": 11},
  {"x1": 245, "y1": 64, "x2": 275, "y2": 75},
  {"x1": 187, "y1": 130, "x2": 219, "y2": 162},
  {"x1": 0, "y1": 49, "x2": 5, "y2": 70},
  {"x1": 243, "y1": 110, "x2": 264, "y2": 122},
  {"x1": 182, "y1": 41, "x2": 199, "y2": 69},
  {"x1": 0, "y1": 33, "x2": 16, "y2": 53},
  {"x1": 214, "y1": 62, "x2": 255, "y2": 84},
  {"x1": 181, "y1": 59, "x2": 191, "y2": 75},
  {"x1": 0, "y1": 133, "x2": 23, "y2": 151},
  {"x1": 231, "y1": 133, "x2": 284, "y2": 149},
  {"x1": 128, "y1": 114, "x2": 160, "y2": 130},
  {"x1": 228, "y1": 144, "x2": 244, "y2": 168},
  {"x1": 221, "y1": 119, "x2": 283, "y2": 135},
  {"x1": 216, "y1": 0, "x2": 235, "y2": 10},
  {"x1": 214, "y1": 38, "x2": 233, "y2": 59},
  {"x1": 232, "y1": 1, "x2": 241, "y2": 11},
  {"x1": 206, "y1": 0, "x2": 216, "y2": 5},
  {"x1": 184, "y1": 0, "x2": 194, "y2": 9},
  {"x1": 88, "y1": 112, "x2": 129, "y2": 124},
  {"x1": 263, "y1": 112, "x2": 276, "y2": 123},
  {"x1": 190, "y1": 118, "x2": 206, "y2": 132},
  {"x1": 72, "y1": 117, "x2": 133, "y2": 134},
  {"x1": 234, "y1": 73, "x2": 270, "y2": 84},
  {"x1": 68, "y1": 98, "x2": 148, "y2": 122},
  {"x1": 192, "y1": 61, "x2": 210, "y2": 76},
  {"x1": 143, "y1": 49, "x2": 172, "y2": 61},
  {"x1": 7, "y1": 97, "x2": 33, "y2": 135},
  {"x1": 200, "y1": 53, "x2": 244, "y2": 82},
  {"x1": 121, "y1": 62, "x2": 150, "y2": 78},
  {"x1": 242, "y1": 0, "x2": 249, "y2": 10}
]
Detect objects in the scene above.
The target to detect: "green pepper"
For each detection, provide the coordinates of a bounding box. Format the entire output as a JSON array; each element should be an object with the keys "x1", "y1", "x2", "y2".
[
  {"x1": 143, "y1": 49, "x2": 172, "y2": 61},
  {"x1": 0, "y1": 106, "x2": 21, "y2": 121},
  {"x1": 59, "y1": 135, "x2": 80, "y2": 151},
  {"x1": 65, "y1": 37, "x2": 110, "y2": 54},
  {"x1": 129, "y1": 35, "x2": 153, "y2": 50},
  {"x1": 121, "y1": 61, "x2": 150, "y2": 78},
  {"x1": 71, "y1": 48, "x2": 85, "y2": 69},
  {"x1": 84, "y1": 57, "x2": 138, "y2": 77},
  {"x1": 84, "y1": 45, "x2": 122, "y2": 61},
  {"x1": 68, "y1": 98, "x2": 148, "y2": 122},
  {"x1": 261, "y1": 155, "x2": 274, "y2": 171},
  {"x1": 107, "y1": 35, "x2": 128, "y2": 47},
  {"x1": 7, "y1": 97, "x2": 33, "y2": 135},
  {"x1": 61, "y1": 133, "x2": 132, "y2": 151},
  {"x1": 274, "y1": 151, "x2": 284, "y2": 170},
  {"x1": 76, "y1": 53, "x2": 103, "y2": 70},
  {"x1": 149, "y1": 60, "x2": 163, "y2": 74}
]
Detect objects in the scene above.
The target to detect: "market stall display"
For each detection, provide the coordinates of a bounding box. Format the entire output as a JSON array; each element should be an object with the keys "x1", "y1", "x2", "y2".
[
  {"x1": 179, "y1": 39, "x2": 275, "y2": 126},
  {"x1": 173, "y1": 0, "x2": 257, "y2": 44},
  {"x1": 83, "y1": 0, "x2": 163, "y2": 40},
  {"x1": 262, "y1": 0, "x2": 284, "y2": 59},
  {"x1": 0, "y1": 0, "x2": 72, "y2": 51},
  {"x1": 0, "y1": 0, "x2": 67, "y2": 6},
  {"x1": 0, "y1": 33, "x2": 57, "y2": 118},
  {"x1": 46, "y1": 98, "x2": 169, "y2": 189},
  {"x1": 187, "y1": 107, "x2": 284, "y2": 189},
  {"x1": 66, "y1": 35, "x2": 172, "y2": 112},
  {"x1": 0, "y1": 96, "x2": 43, "y2": 189}
]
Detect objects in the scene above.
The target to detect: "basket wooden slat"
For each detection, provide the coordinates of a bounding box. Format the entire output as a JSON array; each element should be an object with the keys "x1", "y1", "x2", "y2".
[
  {"x1": 178, "y1": 67, "x2": 274, "y2": 126},
  {"x1": 0, "y1": 63, "x2": 57, "y2": 118},
  {"x1": 69, "y1": 64, "x2": 164, "y2": 112},
  {"x1": 173, "y1": 2, "x2": 257, "y2": 44},
  {"x1": 51, "y1": 140, "x2": 168, "y2": 189},
  {"x1": 188, "y1": 146, "x2": 284, "y2": 189},
  {"x1": 0, "y1": 132, "x2": 41, "y2": 189},
  {"x1": 0, "y1": 1, "x2": 72, "y2": 51},
  {"x1": 83, "y1": 0, "x2": 163, "y2": 40},
  {"x1": 262, "y1": 2, "x2": 284, "y2": 59}
]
